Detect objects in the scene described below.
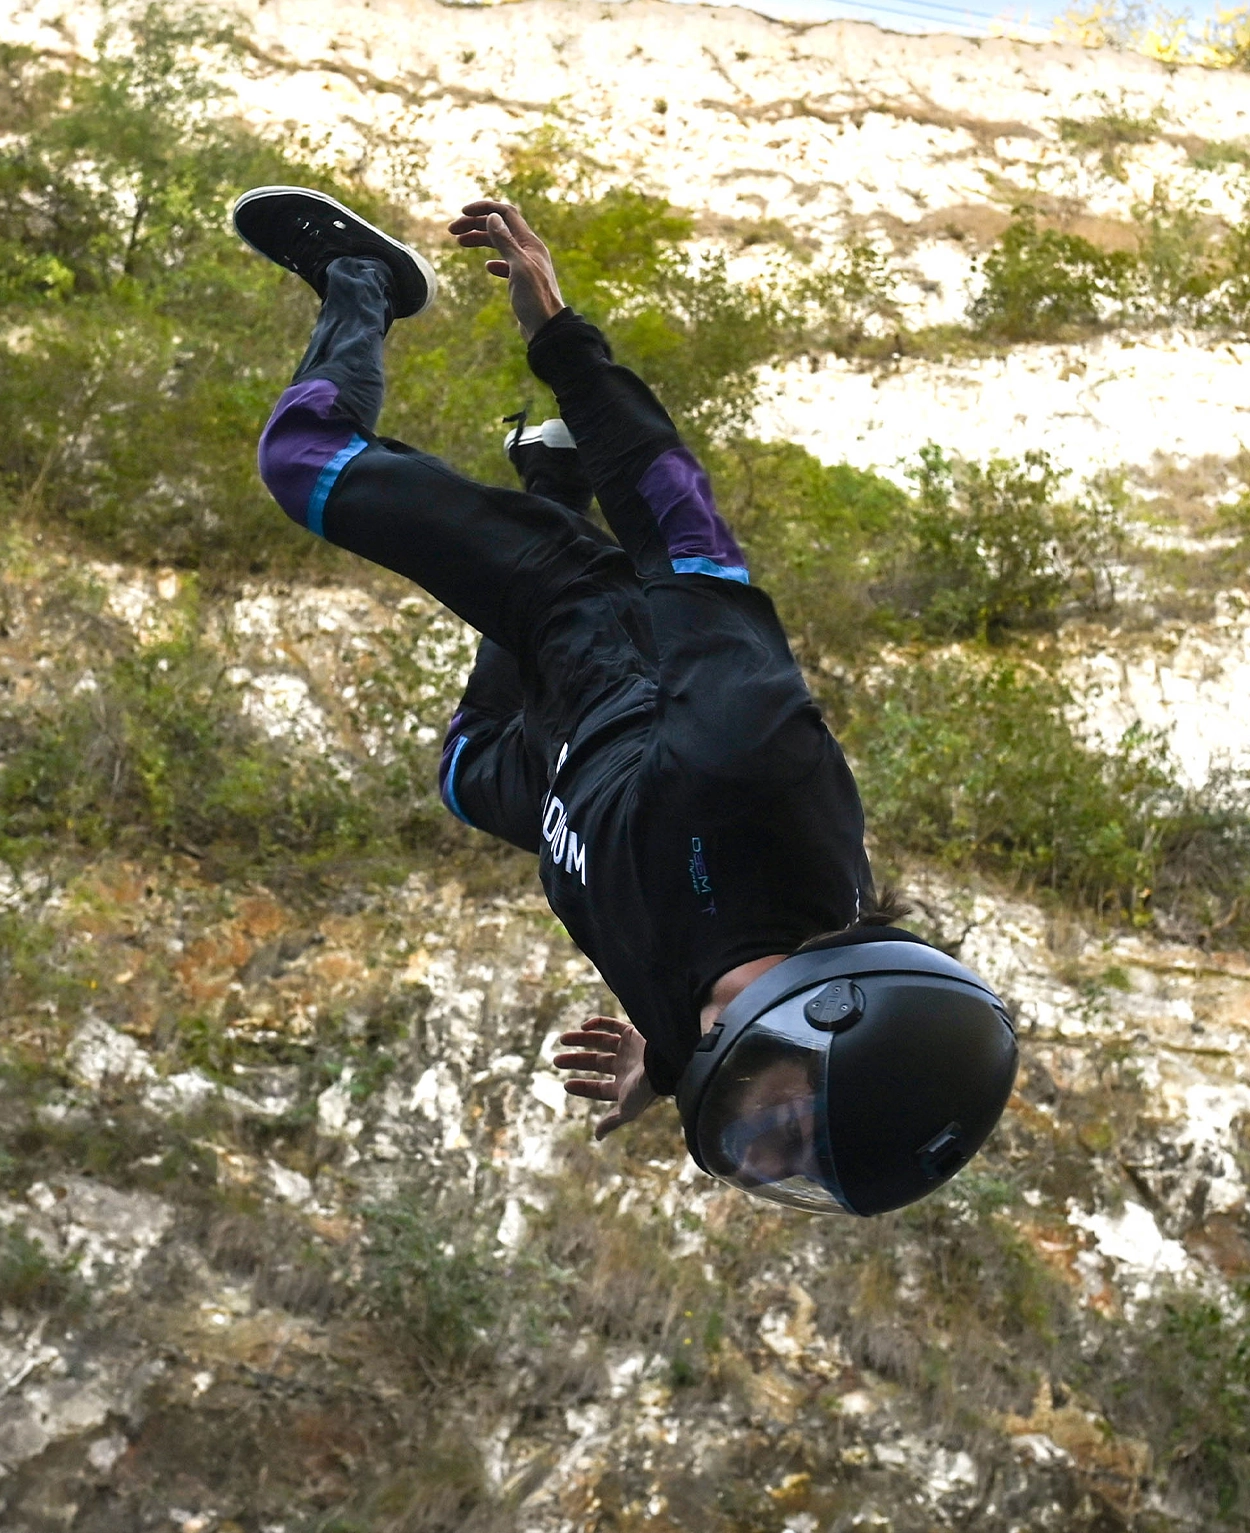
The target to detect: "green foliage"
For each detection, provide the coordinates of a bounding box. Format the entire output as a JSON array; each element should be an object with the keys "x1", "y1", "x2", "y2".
[
  {"x1": 522, "y1": 1147, "x2": 719, "y2": 1373},
  {"x1": 1190, "y1": 138, "x2": 1250, "y2": 171},
  {"x1": 718, "y1": 438, "x2": 1124, "y2": 652},
  {"x1": 972, "y1": 192, "x2": 1250, "y2": 341},
  {"x1": 711, "y1": 437, "x2": 907, "y2": 654},
  {"x1": 969, "y1": 210, "x2": 1134, "y2": 341},
  {"x1": 351, "y1": 611, "x2": 481, "y2": 848},
  {"x1": 1055, "y1": 98, "x2": 1168, "y2": 180},
  {"x1": 0, "y1": 7, "x2": 391, "y2": 571},
  {"x1": 1127, "y1": 184, "x2": 1219, "y2": 324},
  {"x1": 1150, "y1": 763, "x2": 1250, "y2": 942},
  {"x1": 0, "y1": 1226, "x2": 81, "y2": 1311},
  {"x1": 382, "y1": 125, "x2": 874, "y2": 483},
  {"x1": 898, "y1": 1189, "x2": 1071, "y2": 1358},
  {"x1": 360, "y1": 1194, "x2": 500, "y2": 1370},
  {"x1": 0, "y1": 7, "x2": 242, "y2": 299},
  {"x1": 0, "y1": 31, "x2": 901, "y2": 572},
  {"x1": 0, "y1": 593, "x2": 372, "y2": 869},
  {"x1": 849, "y1": 644, "x2": 1247, "y2": 936},
  {"x1": 881, "y1": 446, "x2": 1126, "y2": 639},
  {"x1": 0, "y1": 909, "x2": 90, "y2": 1023},
  {"x1": 845, "y1": 656, "x2": 1181, "y2": 910},
  {"x1": 1154, "y1": 1291, "x2": 1250, "y2": 1516},
  {"x1": 1110, "y1": 1286, "x2": 1250, "y2": 1520},
  {"x1": 776, "y1": 235, "x2": 903, "y2": 358}
]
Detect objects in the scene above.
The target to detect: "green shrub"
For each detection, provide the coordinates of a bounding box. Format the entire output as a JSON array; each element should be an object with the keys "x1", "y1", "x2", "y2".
[
  {"x1": 1210, "y1": 210, "x2": 1250, "y2": 332},
  {"x1": 777, "y1": 235, "x2": 903, "y2": 358},
  {"x1": 969, "y1": 210, "x2": 1135, "y2": 340},
  {"x1": 0, "y1": 1226, "x2": 81, "y2": 1311},
  {"x1": 1055, "y1": 99, "x2": 1167, "y2": 180},
  {"x1": 718, "y1": 438, "x2": 1126, "y2": 653},
  {"x1": 846, "y1": 655, "x2": 1180, "y2": 909},
  {"x1": 850, "y1": 651, "x2": 1250, "y2": 938},
  {"x1": 876, "y1": 445, "x2": 1127, "y2": 640},
  {"x1": 1107, "y1": 1286, "x2": 1250, "y2": 1520},
  {"x1": 0, "y1": 594, "x2": 373, "y2": 868},
  {"x1": 0, "y1": 10, "x2": 366, "y2": 572},
  {"x1": 971, "y1": 189, "x2": 1250, "y2": 341},
  {"x1": 360, "y1": 1195, "x2": 500, "y2": 1371},
  {"x1": 1128, "y1": 184, "x2": 1227, "y2": 326},
  {"x1": 709, "y1": 436, "x2": 908, "y2": 655}
]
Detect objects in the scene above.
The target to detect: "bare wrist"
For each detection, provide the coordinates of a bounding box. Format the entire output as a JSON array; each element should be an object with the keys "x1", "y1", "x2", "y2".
[{"x1": 521, "y1": 292, "x2": 566, "y2": 342}]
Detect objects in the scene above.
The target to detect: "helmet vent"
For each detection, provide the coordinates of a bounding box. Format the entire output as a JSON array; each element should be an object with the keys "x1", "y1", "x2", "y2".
[
  {"x1": 917, "y1": 1122, "x2": 964, "y2": 1180},
  {"x1": 804, "y1": 980, "x2": 865, "y2": 1032}
]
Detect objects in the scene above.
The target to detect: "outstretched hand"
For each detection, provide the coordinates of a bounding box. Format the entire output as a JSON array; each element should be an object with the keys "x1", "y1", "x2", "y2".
[
  {"x1": 553, "y1": 1016, "x2": 658, "y2": 1140},
  {"x1": 447, "y1": 200, "x2": 566, "y2": 340}
]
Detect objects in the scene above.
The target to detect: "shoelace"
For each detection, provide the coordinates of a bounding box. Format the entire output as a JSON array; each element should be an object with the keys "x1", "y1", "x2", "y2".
[
  {"x1": 284, "y1": 216, "x2": 332, "y2": 277},
  {"x1": 501, "y1": 406, "x2": 530, "y2": 465}
]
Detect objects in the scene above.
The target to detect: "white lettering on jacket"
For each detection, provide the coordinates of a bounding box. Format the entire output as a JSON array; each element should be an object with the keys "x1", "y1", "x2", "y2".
[{"x1": 542, "y1": 748, "x2": 588, "y2": 886}]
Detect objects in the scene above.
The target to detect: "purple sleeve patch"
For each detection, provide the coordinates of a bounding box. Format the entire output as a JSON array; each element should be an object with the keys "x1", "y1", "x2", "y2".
[
  {"x1": 637, "y1": 446, "x2": 747, "y2": 575},
  {"x1": 258, "y1": 378, "x2": 359, "y2": 529}
]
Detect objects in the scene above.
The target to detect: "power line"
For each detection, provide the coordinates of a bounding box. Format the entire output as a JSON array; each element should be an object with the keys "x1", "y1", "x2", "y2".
[
  {"x1": 682, "y1": 0, "x2": 1053, "y2": 35},
  {"x1": 830, "y1": 1, "x2": 1050, "y2": 33}
]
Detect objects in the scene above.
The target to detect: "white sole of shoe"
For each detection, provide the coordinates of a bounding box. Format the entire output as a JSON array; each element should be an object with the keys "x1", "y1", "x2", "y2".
[{"x1": 504, "y1": 418, "x2": 577, "y2": 452}]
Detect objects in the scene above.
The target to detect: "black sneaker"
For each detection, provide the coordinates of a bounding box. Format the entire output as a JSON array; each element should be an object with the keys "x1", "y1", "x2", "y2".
[
  {"x1": 503, "y1": 414, "x2": 594, "y2": 514},
  {"x1": 232, "y1": 185, "x2": 437, "y2": 319}
]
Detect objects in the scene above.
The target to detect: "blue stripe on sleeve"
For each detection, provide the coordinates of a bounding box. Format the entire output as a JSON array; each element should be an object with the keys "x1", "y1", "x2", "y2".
[
  {"x1": 441, "y1": 735, "x2": 475, "y2": 826},
  {"x1": 671, "y1": 556, "x2": 750, "y2": 583},
  {"x1": 307, "y1": 434, "x2": 369, "y2": 538}
]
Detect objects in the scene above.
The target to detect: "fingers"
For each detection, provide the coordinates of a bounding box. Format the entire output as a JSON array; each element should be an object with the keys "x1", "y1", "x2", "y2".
[
  {"x1": 457, "y1": 199, "x2": 528, "y2": 227},
  {"x1": 553, "y1": 1057, "x2": 615, "y2": 1079},
  {"x1": 552, "y1": 1050, "x2": 617, "y2": 1073},
  {"x1": 447, "y1": 203, "x2": 530, "y2": 244},
  {"x1": 558, "y1": 1036, "x2": 622, "y2": 1060},
  {"x1": 556, "y1": 1030, "x2": 621, "y2": 1052},
  {"x1": 485, "y1": 211, "x2": 523, "y2": 256},
  {"x1": 567, "y1": 1016, "x2": 628, "y2": 1036},
  {"x1": 563, "y1": 1078, "x2": 618, "y2": 1101},
  {"x1": 447, "y1": 216, "x2": 519, "y2": 278},
  {"x1": 550, "y1": 1014, "x2": 634, "y2": 1129}
]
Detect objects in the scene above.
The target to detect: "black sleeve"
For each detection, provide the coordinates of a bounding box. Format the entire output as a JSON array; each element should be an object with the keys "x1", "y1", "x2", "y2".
[
  {"x1": 528, "y1": 312, "x2": 823, "y2": 789},
  {"x1": 527, "y1": 307, "x2": 681, "y2": 578},
  {"x1": 643, "y1": 1040, "x2": 684, "y2": 1096}
]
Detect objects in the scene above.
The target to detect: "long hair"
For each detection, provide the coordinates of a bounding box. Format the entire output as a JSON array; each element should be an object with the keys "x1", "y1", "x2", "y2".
[{"x1": 793, "y1": 883, "x2": 914, "y2": 954}]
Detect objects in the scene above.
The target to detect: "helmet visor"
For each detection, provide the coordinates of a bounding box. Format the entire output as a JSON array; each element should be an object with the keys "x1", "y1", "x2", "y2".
[{"x1": 694, "y1": 994, "x2": 849, "y2": 1213}]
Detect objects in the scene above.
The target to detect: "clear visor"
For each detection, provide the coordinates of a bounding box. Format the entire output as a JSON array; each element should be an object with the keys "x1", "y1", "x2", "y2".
[{"x1": 695, "y1": 994, "x2": 850, "y2": 1214}]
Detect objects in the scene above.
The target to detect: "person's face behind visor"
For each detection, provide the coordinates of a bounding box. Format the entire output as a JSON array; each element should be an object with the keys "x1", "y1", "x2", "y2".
[{"x1": 696, "y1": 1029, "x2": 847, "y2": 1213}]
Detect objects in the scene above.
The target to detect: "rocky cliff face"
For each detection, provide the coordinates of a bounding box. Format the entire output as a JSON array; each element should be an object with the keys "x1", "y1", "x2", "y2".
[
  {"x1": 1, "y1": 2, "x2": 1249, "y2": 1531},
  {"x1": 0, "y1": 554, "x2": 1247, "y2": 1532}
]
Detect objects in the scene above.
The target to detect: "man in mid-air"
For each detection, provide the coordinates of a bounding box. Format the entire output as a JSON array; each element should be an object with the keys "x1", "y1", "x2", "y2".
[{"x1": 233, "y1": 185, "x2": 1016, "y2": 1216}]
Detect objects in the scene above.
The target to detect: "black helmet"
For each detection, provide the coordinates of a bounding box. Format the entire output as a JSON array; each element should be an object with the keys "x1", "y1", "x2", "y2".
[{"x1": 676, "y1": 934, "x2": 1017, "y2": 1216}]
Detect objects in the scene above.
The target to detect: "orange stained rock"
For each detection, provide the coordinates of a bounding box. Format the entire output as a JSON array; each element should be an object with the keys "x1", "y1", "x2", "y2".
[
  {"x1": 1017, "y1": 1218, "x2": 1119, "y2": 1317},
  {"x1": 1002, "y1": 1378, "x2": 1150, "y2": 1516},
  {"x1": 318, "y1": 913, "x2": 371, "y2": 946},
  {"x1": 307, "y1": 949, "x2": 369, "y2": 990},
  {"x1": 1185, "y1": 1212, "x2": 1250, "y2": 1276},
  {"x1": 173, "y1": 925, "x2": 254, "y2": 1001},
  {"x1": 236, "y1": 894, "x2": 286, "y2": 940}
]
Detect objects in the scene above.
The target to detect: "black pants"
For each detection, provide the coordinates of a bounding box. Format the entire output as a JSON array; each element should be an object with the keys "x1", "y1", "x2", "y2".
[{"x1": 257, "y1": 257, "x2": 740, "y2": 852}]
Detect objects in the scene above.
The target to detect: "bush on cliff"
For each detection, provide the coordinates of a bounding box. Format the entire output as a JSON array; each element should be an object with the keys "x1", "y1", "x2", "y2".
[
  {"x1": 0, "y1": 14, "x2": 857, "y2": 572},
  {"x1": 972, "y1": 194, "x2": 1250, "y2": 341}
]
